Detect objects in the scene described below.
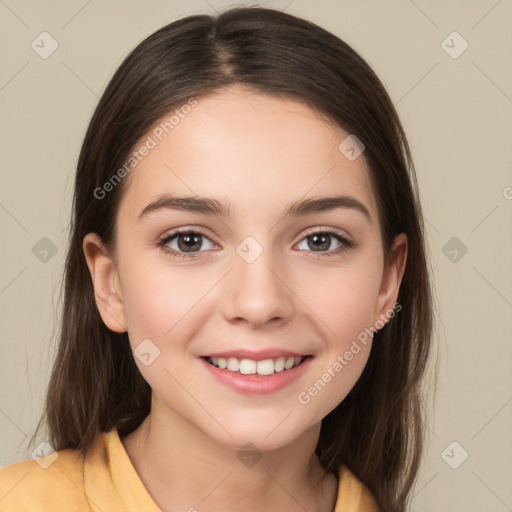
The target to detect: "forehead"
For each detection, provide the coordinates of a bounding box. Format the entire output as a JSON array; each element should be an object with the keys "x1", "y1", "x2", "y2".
[{"x1": 118, "y1": 86, "x2": 379, "y2": 225}]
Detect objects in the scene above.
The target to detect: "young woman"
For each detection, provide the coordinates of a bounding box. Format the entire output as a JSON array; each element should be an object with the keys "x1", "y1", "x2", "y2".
[{"x1": 0, "y1": 6, "x2": 434, "y2": 512}]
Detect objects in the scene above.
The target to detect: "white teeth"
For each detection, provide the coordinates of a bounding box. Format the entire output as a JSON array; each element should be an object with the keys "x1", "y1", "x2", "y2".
[
  {"x1": 274, "y1": 357, "x2": 285, "y2": 372},
  {"x1": 256, "y1": 359, "x2": 274, "y2": 376},
  {"x1": 226, "y1": 357, "x2": 240, "y2": 372},
  {"x1": 284, "y1": 357, "x2": 295, "y2": 370},
  {"x1": 239, "y1": 359, "x2": 257, "y2": 374},
  {"x1": 207, "y1": 355, "x2": 306, "y2": 375}
]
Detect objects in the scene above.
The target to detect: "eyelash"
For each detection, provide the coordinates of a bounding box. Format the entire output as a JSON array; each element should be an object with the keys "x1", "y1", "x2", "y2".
[{"x1": 156, "y1": 227, "x2": 354, "y2": 260}]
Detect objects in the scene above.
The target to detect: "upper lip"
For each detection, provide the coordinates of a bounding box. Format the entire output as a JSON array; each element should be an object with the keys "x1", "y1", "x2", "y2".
[{"x1": 202, "y1": 349, "x2": 311, "y2": 361}]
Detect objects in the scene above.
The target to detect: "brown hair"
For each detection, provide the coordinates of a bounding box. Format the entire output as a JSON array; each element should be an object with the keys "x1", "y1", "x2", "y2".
[{"x1": 30, "y1": 6, "x2": 435, "y2": 511}]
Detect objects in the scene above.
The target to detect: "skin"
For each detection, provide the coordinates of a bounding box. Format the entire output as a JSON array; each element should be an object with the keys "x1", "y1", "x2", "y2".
[{"x1": 83, "y1": 85, "x2": 407, "y2": 512}]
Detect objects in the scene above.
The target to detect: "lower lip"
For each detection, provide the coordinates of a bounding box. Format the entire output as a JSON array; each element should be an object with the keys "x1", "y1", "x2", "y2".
[{"x1": 200, "y1": 357, "x2": 312, "y2": 394}]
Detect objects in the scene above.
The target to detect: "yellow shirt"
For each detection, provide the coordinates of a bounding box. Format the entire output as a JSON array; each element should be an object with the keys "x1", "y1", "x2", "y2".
[{"x1": 0, "y1": 428, "x2": 378, "y2": 511}]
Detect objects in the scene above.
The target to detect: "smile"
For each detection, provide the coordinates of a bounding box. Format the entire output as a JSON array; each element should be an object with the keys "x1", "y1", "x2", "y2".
[
  {"x1": 201, "y1": 354, "x2": 313, "y2": 394},
  {"x1": 205, "y1": 355, "x2": 309, "y2": 376}
]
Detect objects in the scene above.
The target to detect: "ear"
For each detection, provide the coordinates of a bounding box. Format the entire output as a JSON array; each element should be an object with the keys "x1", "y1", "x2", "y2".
[
  {"x1": 82, "y1": 233, "x2": 127, "y2": 333},
  {"x1": 373, "y1": 233, "x2": 407, "y2": 326}
]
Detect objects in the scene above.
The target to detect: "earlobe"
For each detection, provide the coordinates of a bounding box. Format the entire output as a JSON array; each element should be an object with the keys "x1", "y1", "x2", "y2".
[
  {"x1": 82, "y1": 233, "x2": 127, "y2": 333},
  {"x1": 374, "y1": 233, "x2": 408, "y2": 326}
]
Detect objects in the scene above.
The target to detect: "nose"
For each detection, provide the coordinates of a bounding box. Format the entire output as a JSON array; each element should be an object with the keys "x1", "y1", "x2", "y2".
[{"x1": 222, "y1": 246, "x2": 294, "y2": 328}]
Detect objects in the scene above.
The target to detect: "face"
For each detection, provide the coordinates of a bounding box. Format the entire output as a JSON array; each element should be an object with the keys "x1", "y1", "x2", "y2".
[{"x1": 84, "y1": 85, "x2": 407, "y2": 452}]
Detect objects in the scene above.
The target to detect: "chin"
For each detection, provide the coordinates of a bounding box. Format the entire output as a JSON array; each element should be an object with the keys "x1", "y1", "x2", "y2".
[{"x1": 198, "y1": 414, "x2": 314, "y2": 454}]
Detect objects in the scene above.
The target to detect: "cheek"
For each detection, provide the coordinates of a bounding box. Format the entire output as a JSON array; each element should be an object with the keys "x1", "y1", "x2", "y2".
[
  {"x1": 300, "y1": 258, "x2": 382, "y2": 345},
  {"x1": 119, "y1": 251, "x2": 209, "y2": 342},
  {"x1": 119, "y1": 262, "x2": 210, "y2": 391},
  {"x1": 293, "y1": 258, "x2": 382, "y2": 411}
]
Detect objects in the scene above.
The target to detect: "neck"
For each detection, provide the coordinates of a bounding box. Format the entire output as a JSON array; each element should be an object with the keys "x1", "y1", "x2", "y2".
[{"x1": 121, "y1": 400, "x2": 338, "y2": 512}]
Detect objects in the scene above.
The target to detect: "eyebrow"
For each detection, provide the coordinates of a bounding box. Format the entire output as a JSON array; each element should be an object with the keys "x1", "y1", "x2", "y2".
[{"x1": 138, "y1": 194, "x2": 372, "y2": 223}]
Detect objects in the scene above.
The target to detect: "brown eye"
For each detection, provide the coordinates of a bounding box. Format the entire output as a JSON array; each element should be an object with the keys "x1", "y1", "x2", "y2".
[
  {"x1": 158, "y1": 229, "x2": 217, "y2": 259},
  {"x1": 296, "y1": 230, "x2": 354, "y2": 256},
  {"x1": 175, "y1": 232, "x2": 204, "y2": 253}
]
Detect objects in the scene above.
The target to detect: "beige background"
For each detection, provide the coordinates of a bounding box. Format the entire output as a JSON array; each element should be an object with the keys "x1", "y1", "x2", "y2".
[{"x1": 1, "y1": 1, "x2": 511, "y2": 510}]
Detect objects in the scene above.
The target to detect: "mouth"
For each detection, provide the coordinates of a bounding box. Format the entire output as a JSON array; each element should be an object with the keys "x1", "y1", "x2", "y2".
[{"x1": 202, "y1": 355, "x2": 312, "y2": 377}]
